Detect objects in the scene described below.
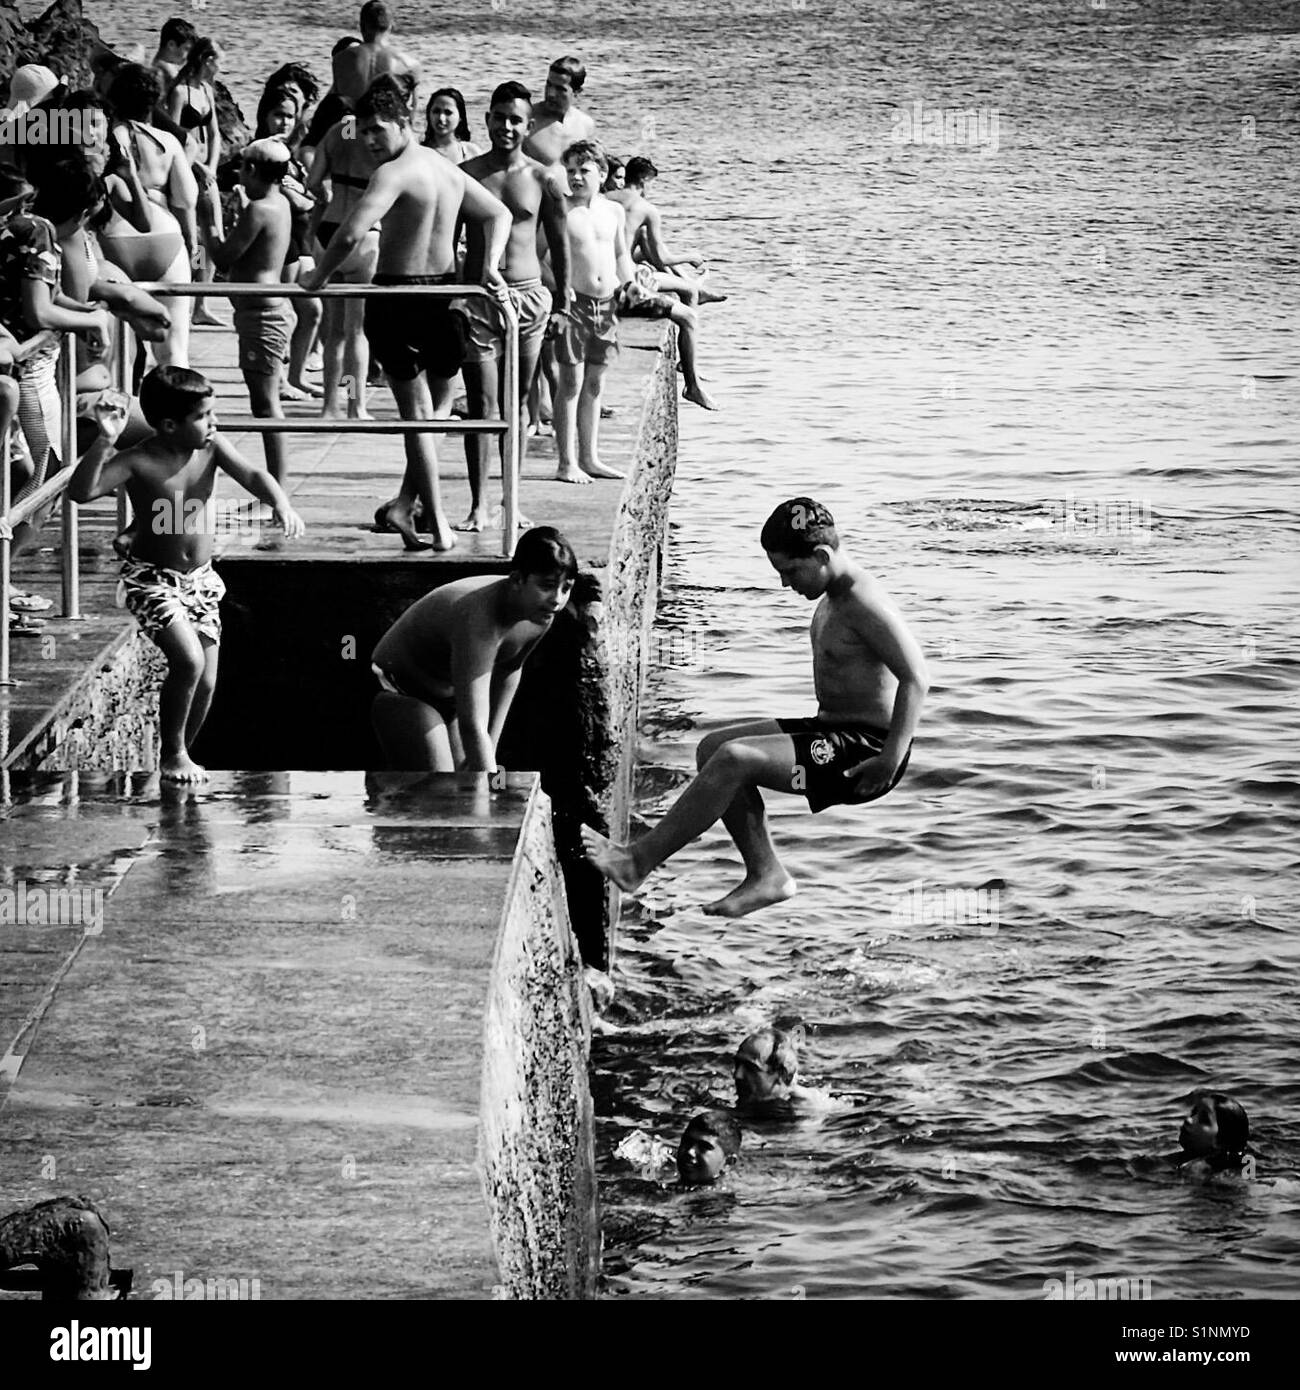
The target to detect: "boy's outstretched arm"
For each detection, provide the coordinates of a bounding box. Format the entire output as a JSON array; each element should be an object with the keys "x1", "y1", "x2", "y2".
[
  {"x1": 452, "y1": 623, "x2": 502, "y2": 772},
  {"x1": 68, "y1": 393, "x2": 133, "y2": 503},
  {"x1": 212, "y1": 435, "x2": 305, "y2": 536},
  {"x1": 844, "y1": 596, "x2": 930, "y2": 798}
]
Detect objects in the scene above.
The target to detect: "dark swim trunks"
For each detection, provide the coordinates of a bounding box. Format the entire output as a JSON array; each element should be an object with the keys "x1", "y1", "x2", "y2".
[
  {"x1": 776, "y1": 718, "x2": 912, "y2": 814},
  {"x1": 364, "y1": 272, "x2": 464, "y2": 383}
]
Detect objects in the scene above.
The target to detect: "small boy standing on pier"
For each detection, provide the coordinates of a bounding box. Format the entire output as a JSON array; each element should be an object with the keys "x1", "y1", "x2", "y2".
[
  {"x1": 70, "y1": 366, "x2": 305, "y2": 784},
  {"x1": 583, "y1": 498, "x2": 929, "y2": 917},
  {"x1": 552, "y1": 139, "x2": 632, "y2": 484},
  {"x1": 202, "y1": 138, "x2": 295, "y2": 485}
]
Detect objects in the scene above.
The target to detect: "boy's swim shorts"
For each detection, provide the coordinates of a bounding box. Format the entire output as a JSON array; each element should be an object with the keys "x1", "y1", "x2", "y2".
[
  {"x1": 776, "y1": 718, "x2": 911, "y2": 813},
  {"x1": 364, "y1": 272, "x2": 463, "y2": 382},
  {"x1": 117, "y1": 556, "x2": 225, "y2": 644},
  {"x1": 553, "y1": 290, "x2": 618, "y2": 366}
]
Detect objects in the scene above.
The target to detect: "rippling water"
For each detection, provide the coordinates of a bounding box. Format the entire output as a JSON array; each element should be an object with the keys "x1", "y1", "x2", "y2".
[{"x1": 100, "y1": 0, "x2": 1299, "y2": 1298}]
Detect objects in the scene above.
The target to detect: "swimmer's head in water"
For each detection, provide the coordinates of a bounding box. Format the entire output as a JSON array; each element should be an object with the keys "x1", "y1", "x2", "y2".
[
  {"x1": 734, "y1": 1026, "x2": 800, "y2": 1105},
  {"x1": 487, "y1": 82, "x2": 533, "y2": 149},
  {"x1": 546, "y1": 56, "x2": 586, "y2": 104},
  {"x1": 677, "y1": 1110, "x2": 742, "y2": 1186},
  {"x1": 1180, "y1": 1093, "x2": 1250, "y2": 1160}
]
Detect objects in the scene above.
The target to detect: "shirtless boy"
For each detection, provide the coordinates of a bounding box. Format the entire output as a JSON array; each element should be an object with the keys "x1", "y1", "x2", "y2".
[
  {"x1": 583, "y1": 498, "x2": 929, "y2": 917},
  {"x1": 456, "y1": 82, "x2": 571, "y2": 532},
  {"x1": 69, "y1": 366, "x2": 304, "y2": 784},
  {"x1": 305, "y1": 82, "x2": 512, "y2": 552},
  {"x1": 203, "y1": 138, "x2": 293, "y2": 483},
  {"x1": 370, "y1": 527, "x2": 577, "y2": 771},
  {"x1": 522, "y1": 57, "x2": 596, "y2": 171},
  {"x1": 551, "y1": 140, "x2": 633, "y2": 483},
  {"x1": 332, "y1": 2, "x2": 420, "y2": 108}
]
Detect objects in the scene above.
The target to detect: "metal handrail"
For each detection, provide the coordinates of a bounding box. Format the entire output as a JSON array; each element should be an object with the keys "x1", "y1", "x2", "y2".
[
  {"x1": 133, "y1": 281, "x2": 522, "y2": 558},
  {"x1": 2, "y1": 280, "x2": 521, "y2": 691}
]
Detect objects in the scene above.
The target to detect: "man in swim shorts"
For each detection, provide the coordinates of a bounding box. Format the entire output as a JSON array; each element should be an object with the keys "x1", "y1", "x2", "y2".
[
  {"x1": 305, "y1": 81, "x2": 511, "y2": 551},
  {"x1": 456, "y1": 81, "x2": 571, "y2": 531},
  {"x1": 583, "y1": 497, "x2": 929, "y2": 918}
]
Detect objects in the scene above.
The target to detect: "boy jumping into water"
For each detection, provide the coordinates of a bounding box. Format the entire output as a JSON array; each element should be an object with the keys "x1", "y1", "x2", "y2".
[
  {"x1": 69, "y1": 366, "x2": 305, "y2": 784},
  {"x1": 583, "y1": 498, "x2": 929, "y2": 917}
]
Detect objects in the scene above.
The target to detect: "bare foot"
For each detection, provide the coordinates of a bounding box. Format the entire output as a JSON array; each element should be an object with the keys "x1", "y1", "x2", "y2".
[
  {"x1": 287, "y1": 378, "x2": 323, "y2": 398},
  {"x1": 347, "y1": 405, "x2": 373, "y2": 421},
  {"x1": 683, "y1": 384, "x2": 720, "y2": 411},
  {"x1": 280, "y1": 381, "x2": 310, "y2": 402},
  {"x1": 455, "y1": 509, "x2": 487, "y2": 533},
  {"x1": 580, "y1": 460, "x2": 624, "y2": 480},
  {"x1": 378, "y1": 502, "x2": 432, "y2": 551},
  {"x1": 698, "y1": 289, "x2": 728, "y2": 305},
  {"x1": 580, "y1": 825, "x2": 647, "y2": 893},
  {"x1": 192, "y1": 306, "x2": 224, "y2": 327},
  {"x1": 702, "y1": 874, "x2": 796, "y2": 919},
  {"x1": 429, "y1": 527, "x2": 457, "y2": 553},
  {"x1": 161, "y1": 753, "x2": 208, "y2": 785},
  {"x1": 322, "y1": 401, "x2": 346, "y2": 420},
  {"x1": 555, "y1": 465, "x2": 593, "y2": 484},
  {"x1": 528, "y1": 421, "x2": 554, "y2": 438}
]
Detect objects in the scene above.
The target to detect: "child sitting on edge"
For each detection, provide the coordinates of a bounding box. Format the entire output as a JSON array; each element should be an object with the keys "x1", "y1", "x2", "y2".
[
  {"x1": 676, "y1": 1109, "x2": 742, "y2": 1186},
  {"x1": 69, "y1": 365, "x2": 304, "y2": 784},
  {"x1": 1169, "y1": 1092, "x2": 1254, "y2": 1175}
]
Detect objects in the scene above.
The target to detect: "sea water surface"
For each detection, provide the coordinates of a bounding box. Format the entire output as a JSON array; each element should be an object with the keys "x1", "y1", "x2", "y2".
[{"x1": 99, "y1": 0, "x2": 1300, "y2": 1298}]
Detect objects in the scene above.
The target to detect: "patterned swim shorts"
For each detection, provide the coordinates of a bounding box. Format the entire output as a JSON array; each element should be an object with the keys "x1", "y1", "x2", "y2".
[{"x1": 117, "y1": 557, "x2": 226, "y2": 644}]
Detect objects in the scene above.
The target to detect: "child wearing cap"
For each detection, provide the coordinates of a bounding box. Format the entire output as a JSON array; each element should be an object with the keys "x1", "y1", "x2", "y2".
[{"x1": 201, "y1": 138, "x2": 293, "y2": 482}]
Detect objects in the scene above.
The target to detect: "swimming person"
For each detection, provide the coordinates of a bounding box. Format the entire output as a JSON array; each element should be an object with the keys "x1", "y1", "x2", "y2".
[
  {"x1": 734, "y1": 1022, "x2": 802, "y2": 1107},
  {"x1": 68, "y1": 366, "x2": 304, "y2": 784},
  {"x1": 369, "y1": 527, "x2": 577, "y2": 771},
  {"x1": 1170, "y1": 1093, "x2": 1253, "y2": 1174},
  {"x1": 583, "y1": 497, "x2": 929, "y2": 917},
  {"x1": 676, "y1": 1110, "x2": 742, "y2": 1186},
  {"x1": 304, "y1": 80, "x2": 512, "y2": 551}
]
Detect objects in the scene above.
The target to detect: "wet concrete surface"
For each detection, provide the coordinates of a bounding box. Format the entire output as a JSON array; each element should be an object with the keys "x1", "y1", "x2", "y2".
[{"x1": 0, "y1": 770, "x2": 540, "y2": 1299}]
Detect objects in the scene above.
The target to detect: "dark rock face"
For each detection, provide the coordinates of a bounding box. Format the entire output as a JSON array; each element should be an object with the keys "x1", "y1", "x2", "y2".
[
  {"x1": 1, "y1": 0, "x2": 107, "y2": 95},
  {"x1": 0, "y1": 2, "x2": 249, "y2": 155}
]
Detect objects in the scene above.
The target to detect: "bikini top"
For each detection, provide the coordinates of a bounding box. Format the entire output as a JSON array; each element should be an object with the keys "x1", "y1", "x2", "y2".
[{"x1": 173, "y1": 81, "x2": 209, "y2": 130}]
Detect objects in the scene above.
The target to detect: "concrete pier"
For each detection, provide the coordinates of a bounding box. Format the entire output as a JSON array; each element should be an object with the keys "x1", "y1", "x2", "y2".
[{"x1": 0, "y1": 770, "x2": 595, "y2": 1299}]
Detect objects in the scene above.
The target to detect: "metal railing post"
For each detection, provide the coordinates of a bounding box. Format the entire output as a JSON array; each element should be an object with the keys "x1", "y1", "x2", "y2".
[
  {"x1": 113, "y1": 319, "x2": 131, "y2": 536},
  {"x1": 59, "y1": 337, "x2": 79, "y2": 619},
  {"x1": 1, "y1": 417, "x2": 11, "y2": 687},
  {"x1": 501, "y1": 303, "x2": 520, "y2": 558}
]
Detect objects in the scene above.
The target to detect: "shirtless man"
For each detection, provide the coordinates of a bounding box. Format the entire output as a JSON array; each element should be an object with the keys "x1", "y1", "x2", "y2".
[
  {"x1": 150, "y1": 17, "x2": 195, "y2": 87},
  {"x1": 583, "y1": 498, "x2": 929, "y2": 918},
  {"x1": 304, "y1": 82, "x2": 511, "y2": 552},
  {"x1": 457, "y1": 81, "x2": 571, "y2": 532},
  {"x1": 609, "y1": 157, "x2": 725, "y2": 302},
  {"x1": 370, "y1": 527, "x2": 577, "y2": 771},
  {"x1": 203, "y1": 138, "x2": 293, "y2": 483},
  {"x1": 522, "y1": 57, "x2": 596, "y2": 171},
  {"x1": 332, "y1": 2, "x2": 420, "y2": 108}
]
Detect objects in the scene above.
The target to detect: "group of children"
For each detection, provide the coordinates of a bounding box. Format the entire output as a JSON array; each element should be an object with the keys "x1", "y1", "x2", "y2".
[{"x1": 672, "y1": 1018, "x2": 1256, "y2": 1189}]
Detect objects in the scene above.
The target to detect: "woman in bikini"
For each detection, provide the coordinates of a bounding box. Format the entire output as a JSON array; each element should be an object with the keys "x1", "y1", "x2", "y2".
[
  {"x1": 103, "y1": 63, "x2": 197, "y2": 368},
  {"x1": 306, "y1": 111, "x2": 380, "y2": 419},
  {"x1": 422, "y1": 89, "x2": 482, "y2": 165},
  {"x1": 166, "y1": 38, "x2": 224, "y2": 326},
  {"x1": 257, "y1": 84, "x2": 323, "y2": 400}
]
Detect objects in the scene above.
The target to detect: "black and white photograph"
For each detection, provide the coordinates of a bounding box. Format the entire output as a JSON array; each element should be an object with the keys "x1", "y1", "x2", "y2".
[{"x1": 0, "y1": 0, "x2": 1294, "y2": 1352}]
